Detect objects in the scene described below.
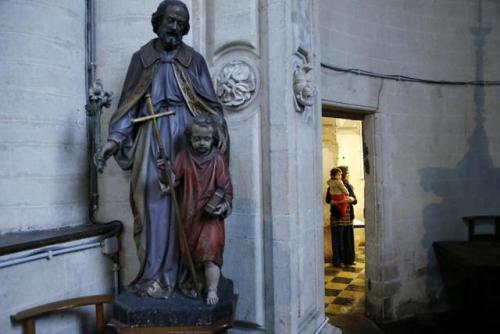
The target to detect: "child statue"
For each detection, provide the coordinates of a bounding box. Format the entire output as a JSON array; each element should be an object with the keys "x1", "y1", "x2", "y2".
[{"x1": 162, "y1": 115, "x2": 233, "y2": 305}]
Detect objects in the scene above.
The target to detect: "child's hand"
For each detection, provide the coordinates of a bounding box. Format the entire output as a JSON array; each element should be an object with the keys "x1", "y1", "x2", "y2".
[
  {"x1": 212, "y1": 202, "x2": 228, "y2": 216},
  {"x1": 156, "y1": 156, "x2": 166, "y2": 172},
  {"x1": 155, "y1": 156, "x2": 176, "y2": 186},
  {"x1": 159, "y1": 181, "x2": 170, "y2": 195}
]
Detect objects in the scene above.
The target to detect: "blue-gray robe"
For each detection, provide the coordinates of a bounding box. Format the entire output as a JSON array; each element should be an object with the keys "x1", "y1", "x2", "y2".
[{"x1": 108, "y1": 39, "x2": 226, "y2": 287}]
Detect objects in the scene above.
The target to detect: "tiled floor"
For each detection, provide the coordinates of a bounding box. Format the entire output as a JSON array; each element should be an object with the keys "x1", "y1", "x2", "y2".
[{"x1": 324, "y1": 243, "x2": 366, "y2": 319}]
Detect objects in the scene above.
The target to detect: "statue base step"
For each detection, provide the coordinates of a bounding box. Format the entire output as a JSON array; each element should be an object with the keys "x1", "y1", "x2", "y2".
[{"x1": 108, "y1": 316, "x2": 235, "y2": 334}]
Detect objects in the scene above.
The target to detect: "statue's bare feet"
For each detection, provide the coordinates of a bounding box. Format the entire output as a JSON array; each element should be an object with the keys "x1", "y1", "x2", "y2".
[
  {"x1": 147, "y1": 280, "x2": 173, "y2": 299},
  {"x1": 206, "y1": 289, "x2": 218, "y2": 305},
  {"x1": 130, "y1": 279, "x2": 153, "y2": 297}
]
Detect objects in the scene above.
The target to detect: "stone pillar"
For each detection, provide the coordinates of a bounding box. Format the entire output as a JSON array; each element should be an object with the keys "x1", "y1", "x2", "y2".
[
  {"x1": 202, "y1": 0, "x2": 334, "y2": 332},
  {"x1": 200, "y1": 0, "x2": 265, "y2": 330},
  {"x1": 203, "y1": 0, "x2": 334, "y2": 332},
  {"x1": 0, "y1": 0, "x2": 87, "y2": 232},
  {"x1": 262, "y1": 1, "x2": 328, "y2": 332}
]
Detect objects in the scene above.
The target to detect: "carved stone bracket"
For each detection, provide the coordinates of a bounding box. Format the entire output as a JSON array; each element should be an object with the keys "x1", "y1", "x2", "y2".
[
  {"x1": 86, "y1": 80, "x2": 113, "y2": 116},
  {"x1": 216, "y1": 60, "x2": 257, "y2": 110},
  {"x1": 84, "y1": 79, "x2": 113, "y2": 212},
  {"x1": 293, "y1": 47, "x2": 317, "y2": 113}
]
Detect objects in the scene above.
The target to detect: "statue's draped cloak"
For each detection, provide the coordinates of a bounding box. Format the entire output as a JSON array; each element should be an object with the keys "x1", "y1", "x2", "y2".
[
  {"x1": 173, "y1": 149, "x2": 233, "y2": 267},
  {"x1": 108, "y1": 39, "x2": 225, "y2": 286}
]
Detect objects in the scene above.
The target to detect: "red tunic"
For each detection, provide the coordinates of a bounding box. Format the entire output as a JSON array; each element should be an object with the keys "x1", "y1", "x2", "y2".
[
  {"x1": 173, "y1": 149, "x2": 233, "y2": 267},
  {"x1": 332, "y1": 194, "x2": 348, "y2": 217}
]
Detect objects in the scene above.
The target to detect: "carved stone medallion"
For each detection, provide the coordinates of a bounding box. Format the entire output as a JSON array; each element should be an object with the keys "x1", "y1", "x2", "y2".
[{"x1": 216, "y1": 60, "x2": 257, "y2": 110}]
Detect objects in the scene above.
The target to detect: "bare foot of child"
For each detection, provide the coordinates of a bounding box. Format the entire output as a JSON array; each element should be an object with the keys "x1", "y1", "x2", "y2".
[
  {"x1": 204, "y1": 261, "x2": 221, "y2": 305},
  {"x1": 206, "y1": 289, "x2": 219, "y2": 305}
]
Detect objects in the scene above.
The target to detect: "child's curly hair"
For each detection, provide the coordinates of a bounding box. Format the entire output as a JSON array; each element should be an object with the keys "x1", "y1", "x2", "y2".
[
  {"x1": 184, "y1": 114, "x2": 219, "y2": 143},
  {"x1": 330, "y1": 167, "x2": 342, "y2": 177}
]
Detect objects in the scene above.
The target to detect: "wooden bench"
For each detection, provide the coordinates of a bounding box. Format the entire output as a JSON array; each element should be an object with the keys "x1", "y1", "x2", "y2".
[{"x1": 11, "y1": 294, "x2": 113, "y2": 334}]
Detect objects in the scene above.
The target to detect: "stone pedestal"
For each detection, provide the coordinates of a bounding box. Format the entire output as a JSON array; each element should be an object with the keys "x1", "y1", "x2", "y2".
[
  {"x1": 108, "y1": 318, "x2": 234, "y2": 333},
  {"x1": 110, "y1": 277, "x2": 236, "y2": 331}
]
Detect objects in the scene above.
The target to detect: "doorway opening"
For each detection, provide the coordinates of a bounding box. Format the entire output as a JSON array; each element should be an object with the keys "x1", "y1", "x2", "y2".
[{"x1": 322, "y1": 113, "x2": 366, "y2": 319}]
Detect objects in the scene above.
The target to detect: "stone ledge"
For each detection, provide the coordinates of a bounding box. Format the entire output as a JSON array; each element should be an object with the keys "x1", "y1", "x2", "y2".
[{"x1": 0, "y1": 221, "x2": 123, "y2": 256}]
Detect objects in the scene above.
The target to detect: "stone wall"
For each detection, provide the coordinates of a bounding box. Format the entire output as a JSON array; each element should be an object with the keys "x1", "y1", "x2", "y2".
[
  {"x1": 319, "y1": 0, "x2": 500, "y2": 321},
  {"x1": 0, "y1": 1, "x2": 114, "y2": 333},
  {"x1": 0, "y1": 0, "x2": 88, "y2": 232}
]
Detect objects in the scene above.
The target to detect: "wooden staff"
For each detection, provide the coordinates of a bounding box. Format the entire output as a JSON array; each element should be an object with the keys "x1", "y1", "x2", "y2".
[
  {"x1": 144, "y1": 94, "x2": 201, "y2": 298},
  {"x1": 131, "y1": 110, "x2": 175, "y2": 124}
]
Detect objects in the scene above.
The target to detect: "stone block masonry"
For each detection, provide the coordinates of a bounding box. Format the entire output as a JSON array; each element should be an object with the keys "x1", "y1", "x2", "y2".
[
  {"x1": 0, "y1": 2, "x2": 120, "y2": 333},
  {"x1": 0, "y1": 0, "x2": 88, "y2": 233}
]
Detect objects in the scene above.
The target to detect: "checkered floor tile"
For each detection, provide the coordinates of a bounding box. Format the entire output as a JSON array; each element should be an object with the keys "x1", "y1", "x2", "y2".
[{"x1": 324, "y1": 244, "x2": 366, "y2": 317}]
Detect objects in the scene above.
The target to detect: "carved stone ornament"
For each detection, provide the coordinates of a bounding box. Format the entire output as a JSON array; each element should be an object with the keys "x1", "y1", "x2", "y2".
[
  {"x1": 87, "y1": 79, "x2": 113, "y2": 112},
  {"x1": 85, "y1": 79, "x2": 113, "y2": 173},
  {"x1": 293, "y1": 47, "x2": 317, "y2": 113},
  {"x1": 216, "y1": 60, "x2": 257, "y2": 110}
]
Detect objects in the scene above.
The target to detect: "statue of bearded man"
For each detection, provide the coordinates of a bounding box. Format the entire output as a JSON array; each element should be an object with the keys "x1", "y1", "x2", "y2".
[{"x1": 101, "y1": 0, "x2": 228, "y2": 298}]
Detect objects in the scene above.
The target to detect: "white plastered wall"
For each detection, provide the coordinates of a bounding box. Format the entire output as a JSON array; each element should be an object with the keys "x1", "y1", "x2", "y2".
[{"x1": 318, "y1": 0, "x2": 500, "y2": 321}]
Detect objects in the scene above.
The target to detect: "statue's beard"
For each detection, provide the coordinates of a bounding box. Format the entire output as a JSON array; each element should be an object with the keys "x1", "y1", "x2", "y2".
[{"x1": 158, "y1": 28, "x2": 183, "y2": 47}]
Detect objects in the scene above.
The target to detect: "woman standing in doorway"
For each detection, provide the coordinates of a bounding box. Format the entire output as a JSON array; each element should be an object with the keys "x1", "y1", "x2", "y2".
[{"x1": 326, "y1": 166, "x2": 357, "y2": 267}]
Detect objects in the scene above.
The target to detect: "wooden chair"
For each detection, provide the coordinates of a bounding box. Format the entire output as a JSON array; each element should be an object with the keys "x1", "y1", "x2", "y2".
[{"x1": 11, "y1": 294, "x2": 113, "y2": 334}]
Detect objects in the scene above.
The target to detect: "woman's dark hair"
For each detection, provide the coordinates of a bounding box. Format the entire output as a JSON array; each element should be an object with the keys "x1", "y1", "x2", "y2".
[
  {"x1": 185, "y1": 115, "x2": 219, "y2": 142},
  {"x1": 330, "y1": 167, "x2": 342, "y2": 177},
  {"x1": 338, "y1": 166, "x2": 349, "y2": 178},
  {"x1": 337, "y1": 166, "x2": 349, "y2": 174},
  {"x1": 151, "y1": 0, "x2": 190, "y2": 36}
]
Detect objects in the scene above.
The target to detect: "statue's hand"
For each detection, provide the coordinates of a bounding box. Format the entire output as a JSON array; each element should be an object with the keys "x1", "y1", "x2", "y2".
[
  {"x1": 213, "y1": 117, "x2": 228, "y2": 154},
  {"x1": 95, "y1": 140, "x2": 118, "y2": 173},
  {"x1": 216, "y1": 127, "x2": 224, "y2": 148},
  {"x1": 155, "y1": 157, "x2": 172, "y2": 183},
  {"x1": 101, "y1": 140, "x2": 118, "y2": 161},
  {"x1": 156, "y1": 156, "x2": 176, "y2": 195}
]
